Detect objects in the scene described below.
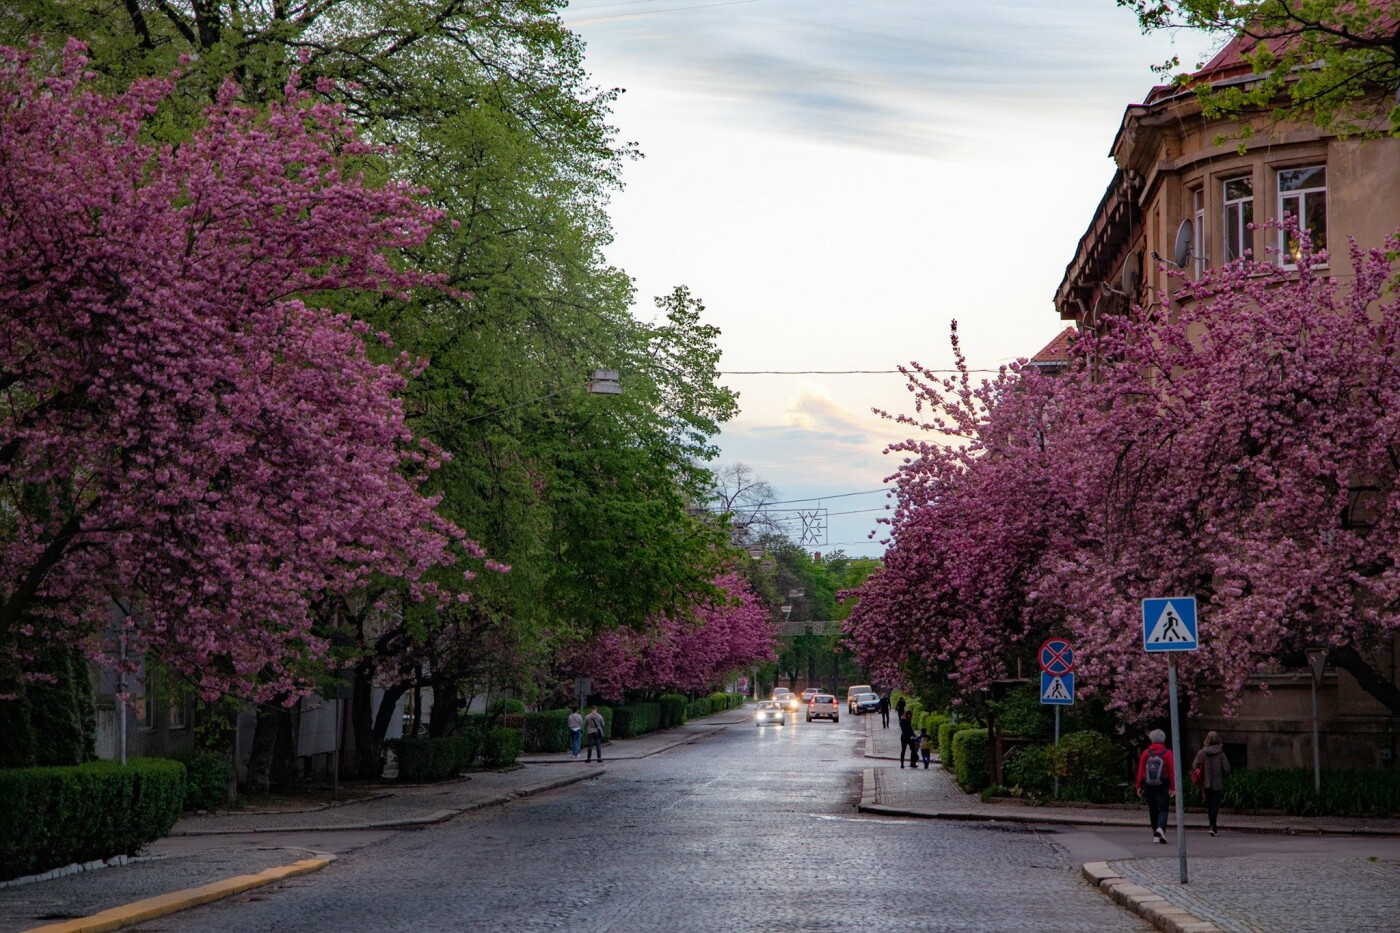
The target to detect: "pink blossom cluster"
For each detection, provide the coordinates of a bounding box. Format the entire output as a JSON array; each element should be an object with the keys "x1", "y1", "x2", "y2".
[
  {"x1": 564, "y1": 572, "x2": 777, "y2": 701},
  {"x1": 0, "y1": 43, "x2": 483, "y2": 701},
  {"x1": 846, "y1": 229, "x2": 1400, "y2": 721}
]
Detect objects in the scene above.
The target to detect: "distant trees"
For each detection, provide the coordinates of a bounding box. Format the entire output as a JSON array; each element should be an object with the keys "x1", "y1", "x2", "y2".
[{"x1": 847, "y1": 229, "x2": 1400, "y2": 720}]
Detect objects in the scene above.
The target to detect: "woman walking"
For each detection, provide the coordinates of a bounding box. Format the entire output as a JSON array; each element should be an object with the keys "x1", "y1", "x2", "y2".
[{"x1": 1192, "y1": 731, "x2": 1231, "y2": 836}]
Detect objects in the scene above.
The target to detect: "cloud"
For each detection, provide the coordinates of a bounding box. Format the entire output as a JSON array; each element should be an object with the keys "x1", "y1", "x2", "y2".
[{"x1": 568, "y1": 0, "x2": 1213, "y2": 155}]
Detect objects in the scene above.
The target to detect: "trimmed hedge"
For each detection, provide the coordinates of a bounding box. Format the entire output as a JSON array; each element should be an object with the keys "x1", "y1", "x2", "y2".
[
  {"x1": 1212, "y1": 767, "x2": 1400, "y2": 817},
  {"x1": 520, "y1": 710, "x2": 573, "y2": 754},
  {"x1": 611, "y1": 703, "x2": 662, "y2": 738},
  {"x1": 171, "y1": 750, "x2": 232, "y2": 811},
  {"x1": 658, "y1": 694, "x2": 688, "y2": 728},
  {"x1": 479, "y1": 727, "x2": 523, "y2": 768},
  {"x1": 387, "y1": 735, "x2": 477, "y2": 782},
  {"x1": 0, "y1": 758, "x2": 184, "y2": 881},
  {"x1": 938, "y1": 721, "x2": 976, "y2": 771},
  {"x1": 952, "y1": 728, "x2": 990, "y2": 791}
]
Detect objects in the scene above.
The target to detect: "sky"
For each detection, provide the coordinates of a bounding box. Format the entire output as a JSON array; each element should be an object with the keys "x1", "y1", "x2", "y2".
[{"x1": 563, "y1": 0, "x2": 1217, "y2": 559}]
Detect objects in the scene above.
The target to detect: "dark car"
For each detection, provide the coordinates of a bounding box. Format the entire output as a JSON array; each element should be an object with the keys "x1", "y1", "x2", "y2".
[{"x1": 852, "y1": 692, "x2": 881, "y2": 715}]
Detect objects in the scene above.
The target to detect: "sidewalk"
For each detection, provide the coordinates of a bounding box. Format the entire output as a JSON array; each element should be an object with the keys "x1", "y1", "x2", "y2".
[
  {"x1": 0, "y1": 714, "x2": 742, "y2": 933},
  {"x1": 859, "y1": 713, "x2": 1400, "y2": 932}
]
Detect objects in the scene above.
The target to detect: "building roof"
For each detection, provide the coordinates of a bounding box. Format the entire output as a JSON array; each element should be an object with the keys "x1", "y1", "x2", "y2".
[{"x1": 1027, "y1": 327, "x2": 1077, "y2": 372}]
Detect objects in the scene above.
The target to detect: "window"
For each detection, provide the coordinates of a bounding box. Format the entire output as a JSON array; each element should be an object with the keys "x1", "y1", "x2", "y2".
[
  {"x1": 169, "y1": 697, "x2": 187, "y2": 730},
  {"x1": 1223, "y1": 176, "x2": 1253, "y2": 263},
  {"x1": 1278, "y1": 165, "x2": 1327, "y2": 265},
  {"x1": 1191, "y1": 187, "x2": 1205, "y2": 279},
  {"x1": 136, "y1": 680, "x2": 155, "y2": 730}
]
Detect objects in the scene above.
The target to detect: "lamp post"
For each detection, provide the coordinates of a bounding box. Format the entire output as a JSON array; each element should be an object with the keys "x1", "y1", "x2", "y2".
[{"x1": 1306, "y1": 648, "x2": 1328, "y2": 793}]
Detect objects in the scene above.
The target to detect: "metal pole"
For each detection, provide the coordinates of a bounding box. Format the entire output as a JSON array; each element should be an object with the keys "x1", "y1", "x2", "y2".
[
  {"x1": 117, "y1": 632, "x2": 128, "y2": 767},
  {"x1": 332, "y1": 697, "x2": 341, "y2": 800},
  {"x1": 1168, "y1": 653, "x2": 1188, "y2": 884},
  {"x1": 1311, "y1": 677, "x2": 1322, "y2": 793},
  {"x1": 1053, "y1": 706, "x2": 1061, "y2": 799}
]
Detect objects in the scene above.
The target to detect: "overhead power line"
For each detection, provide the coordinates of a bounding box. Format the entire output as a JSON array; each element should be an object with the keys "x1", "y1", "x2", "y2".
[
  {"x1": 719, "y1": 368, "x2": 1002, "y2": 375},
  {"x1": 765, "y1": 487, "x2": 892, "y2": 506}
]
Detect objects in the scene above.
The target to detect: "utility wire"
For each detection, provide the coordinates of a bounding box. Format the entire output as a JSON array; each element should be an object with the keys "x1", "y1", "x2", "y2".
[
  {"x1": 719, "y1": 368, "x2": 1002, "y2": 375},
  {"x1": 765, "y1": 487, "x2": 892, "y2": 505}
]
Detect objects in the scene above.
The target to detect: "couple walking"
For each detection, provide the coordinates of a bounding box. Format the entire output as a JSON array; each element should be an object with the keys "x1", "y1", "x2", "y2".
[
  {"x1": 1135, "y1": 728, "x2": 1231, "y2": 842},
  {"x1": 567, "y1": 707, "x2": 607, "y2": 762}
]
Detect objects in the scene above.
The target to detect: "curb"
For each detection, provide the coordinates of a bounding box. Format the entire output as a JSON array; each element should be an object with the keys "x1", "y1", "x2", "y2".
[
  {"x1": 172, "y1": 770, "x2": 600, "y2": 836},
  {"x1": 22, "y1": 856, "x2": 334, "y2": 933},
  {"x1": 1081, "y1": 861, "x2": 1222, "y2": 933}
]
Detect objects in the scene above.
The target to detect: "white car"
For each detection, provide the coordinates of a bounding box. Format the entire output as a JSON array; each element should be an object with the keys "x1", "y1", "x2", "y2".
[{"x1": 754, "y1": 700, "x2": 786, "y2": 726}]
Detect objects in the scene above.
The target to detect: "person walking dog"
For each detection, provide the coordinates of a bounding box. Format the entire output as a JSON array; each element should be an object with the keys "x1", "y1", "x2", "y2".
[
  {"x1": 1192, "y1": 731, "x2": 1231, "y2": 836},
  {"x1": 1135, "y1": 728, "x2": 1175, "y2": 844}
]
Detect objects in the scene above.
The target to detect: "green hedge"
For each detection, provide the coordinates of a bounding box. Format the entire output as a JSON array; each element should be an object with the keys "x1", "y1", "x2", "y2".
[
  {"x1": 171, "y1": 750, "x2": 232, "y2": 811},
  {"x1": 611, "y1": 703, "x2": 662, "y2": 738},
  {"x1": 387, "y1": 735, "x2": 477, "y2": 782},
  {"x1": 918, "y1": 712, "x2": 949, "y2": 742},
  {"x1": 520, "y1": 710, "x2": 573, "y2": 753},
  {"x1": 479, "y1": 727, "x2": 523, "y2": 768},
  {"x1": 1047, "y1": 731, "x2": 1126, "y2": 803},
  {"x1": 938, "y1": 721, "x2": 976, "y2": 771},
  {"x1": 1211, "y1": 767, "x2": 1400, "y2": 817},
  {"x1": 952, "y1": 728, "x2": 990, "y2": 791},
  {"x1": 658, "y1": 694, "x2": 688, "y2": 728},
  {"x1": 0, "y1": 759, "x2": 184, "y2": 881}
]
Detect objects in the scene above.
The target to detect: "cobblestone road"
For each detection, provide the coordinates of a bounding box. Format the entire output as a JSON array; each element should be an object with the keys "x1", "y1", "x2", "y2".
[{"x1": 148, "y1": 715, "x2": 1149, "y2": 932}]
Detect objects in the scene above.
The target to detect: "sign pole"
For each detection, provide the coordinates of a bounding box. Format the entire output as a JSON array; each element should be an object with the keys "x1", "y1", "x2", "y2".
[
  {"x1": 1168, "y1": 652, "x2": 1187, "y2": 884},
  {"x1": 1053, "y1": 706, "x2": 1061, "y2": 799}
]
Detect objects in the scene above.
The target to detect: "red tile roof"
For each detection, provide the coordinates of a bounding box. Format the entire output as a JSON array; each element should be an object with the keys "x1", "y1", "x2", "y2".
[{"x1": 1029, "y1": 327, "x2": 1077, "y2": 367}]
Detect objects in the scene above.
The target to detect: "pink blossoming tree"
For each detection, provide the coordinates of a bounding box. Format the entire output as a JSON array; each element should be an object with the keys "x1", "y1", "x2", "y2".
[
  {"x1": 848, "y1": 229, "x2": 1400, "y2": 722},
  {"x1": 0, "y1": 43, "x2": 484, "y2": 702},
  {"x1": 564, "y1": 571, "x2": 776, "y2": 701}
]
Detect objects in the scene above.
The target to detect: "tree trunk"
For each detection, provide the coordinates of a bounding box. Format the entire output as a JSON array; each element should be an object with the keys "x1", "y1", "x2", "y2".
[
  {"x1": 243, "y1": 703, "x2": 281, "y2": 793},
  {"x1": 1330, "y1": 644, "x2": 1400, "y2": 717},
  {"x1": 429, "y1": 678, "x2": 460, "y2": 737}
]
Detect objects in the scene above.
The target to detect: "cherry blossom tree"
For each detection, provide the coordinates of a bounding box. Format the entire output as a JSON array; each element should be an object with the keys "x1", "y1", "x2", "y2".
[
  {"x1": 848, "y1": 229, "x2": 1400, "y2": 721},
  {"x1": 564, "y1": 571, "x2": 776, "y2": 701},
  {"x1": 0, "y1": 42, "x2": 484, "y2": 702}
]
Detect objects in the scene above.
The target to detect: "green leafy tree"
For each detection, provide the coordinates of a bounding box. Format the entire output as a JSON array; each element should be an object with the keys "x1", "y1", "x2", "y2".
[{"x1": 1120, "y1": 0, "x2": 1400, "y2": 135}]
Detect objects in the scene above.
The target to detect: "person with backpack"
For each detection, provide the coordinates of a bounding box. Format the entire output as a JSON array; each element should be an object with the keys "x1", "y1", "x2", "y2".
[{"x1": 1135, "y1": 728, "x2": 1175, "y2": 844}]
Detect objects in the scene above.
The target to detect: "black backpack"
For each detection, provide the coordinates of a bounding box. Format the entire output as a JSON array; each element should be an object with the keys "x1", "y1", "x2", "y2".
[{"x1": 1144, "y1": 748, "x2": 1166, "y2": 786}]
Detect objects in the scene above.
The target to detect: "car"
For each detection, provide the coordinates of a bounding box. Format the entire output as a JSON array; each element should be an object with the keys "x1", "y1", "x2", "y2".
[
  {"x1": 754, "y1": 700, "x2": 786, "y2": 726},
  {"x1": 846, "y1": 684, "x2": 873, "y2": 713},
  {"x1": 781, "y1": 692, "x2": 802, "y2": 712},
  {"x1": 852, "y1": 692, "x2": 881, "y2": 715},
  {"x1": 771, "y1": 687, "x2": 792, "y2": 702},
  {"x1": 807, "y1": 693, "x2": 839, "y2": 722},
  {"x1": 800, "y1": 687, "x2": 820, "y2": 702}
]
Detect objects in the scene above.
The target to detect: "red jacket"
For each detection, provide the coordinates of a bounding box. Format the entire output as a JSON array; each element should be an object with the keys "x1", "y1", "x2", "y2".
[{"x1": 1135, "y1": 743, "x2": 1175, "y2": 793}]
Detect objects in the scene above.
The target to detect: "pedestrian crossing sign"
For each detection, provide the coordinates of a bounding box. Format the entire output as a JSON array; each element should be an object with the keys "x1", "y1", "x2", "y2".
[
  {"x1": 1040, "y1": 671, "x2": 1074, "y2": 705},
  {"x1": 1142, "y1": 597, "x2": 1198, "y2": 652}
]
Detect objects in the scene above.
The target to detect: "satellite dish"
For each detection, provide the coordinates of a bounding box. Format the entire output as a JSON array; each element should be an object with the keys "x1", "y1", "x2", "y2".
[
  {"x1": 1121, "y1": 251, "x2": 1141, "y2": 295},
  {"x1": 1174, "y1": 219, "x2": 1194, "y2": 268},
  {"x1": 1089, "y1": 296, "x2": 1104, "y2": 325}
]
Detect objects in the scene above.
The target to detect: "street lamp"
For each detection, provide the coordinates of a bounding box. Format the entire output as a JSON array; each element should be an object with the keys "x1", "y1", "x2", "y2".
[{"x1": 1306, "y1": 647, "x2": 1328, "y2": 792}]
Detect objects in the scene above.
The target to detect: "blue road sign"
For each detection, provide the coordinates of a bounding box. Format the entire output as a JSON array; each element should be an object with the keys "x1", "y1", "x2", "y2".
[
  {"x1": 1142, "y1": 597, "x2": 1199, "y2": 651},
  {"x1": 1040, "y1": 671, "x2": 1074, "y2": 705},
  {"x1": 1039, "y1": 638, "x2": 1075, "y2": 675}
]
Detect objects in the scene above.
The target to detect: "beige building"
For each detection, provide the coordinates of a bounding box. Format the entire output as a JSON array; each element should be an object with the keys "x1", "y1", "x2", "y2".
[{"x1": 1050, "y1": 37, "x2": 1400, "y2": 770}]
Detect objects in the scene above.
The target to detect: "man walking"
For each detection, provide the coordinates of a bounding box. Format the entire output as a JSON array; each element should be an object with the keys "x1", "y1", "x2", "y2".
[
  {"x1": 1135, "y1": 728, "x2": 1175, "y2": 843},
  {"x1": 584, "y1": 706, "x2": 606, "y2": 764},
  {"x1": 878, "y1": 692, "x2": 891, "y2": 728}
]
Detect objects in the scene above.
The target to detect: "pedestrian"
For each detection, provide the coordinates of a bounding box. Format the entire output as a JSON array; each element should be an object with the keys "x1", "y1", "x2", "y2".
[
  {"x1": 895, "y1": 695, "x2": 906, "y2": 718},
  {"x1": 878, "y1": 692, "x2": 891, "y2": 728},
  {"x1": 1191, "y1": 730, "x2": 1231, "y2": 836},
  {"x1": 1135, "y1": 728, "x2": 1175, "y2": 844},
  {"x1": 898, "y1": 709, "x2": 917, "y2": 769},
  {"x1": 919, "y1": 732, "x2": 932, "y2": 769},
  {"x1": 567, "y1": 708, "x2": 584, "y2": 759},
  {"x1": 584, "y1": 706, "x2": 606, "y2": 763}
]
